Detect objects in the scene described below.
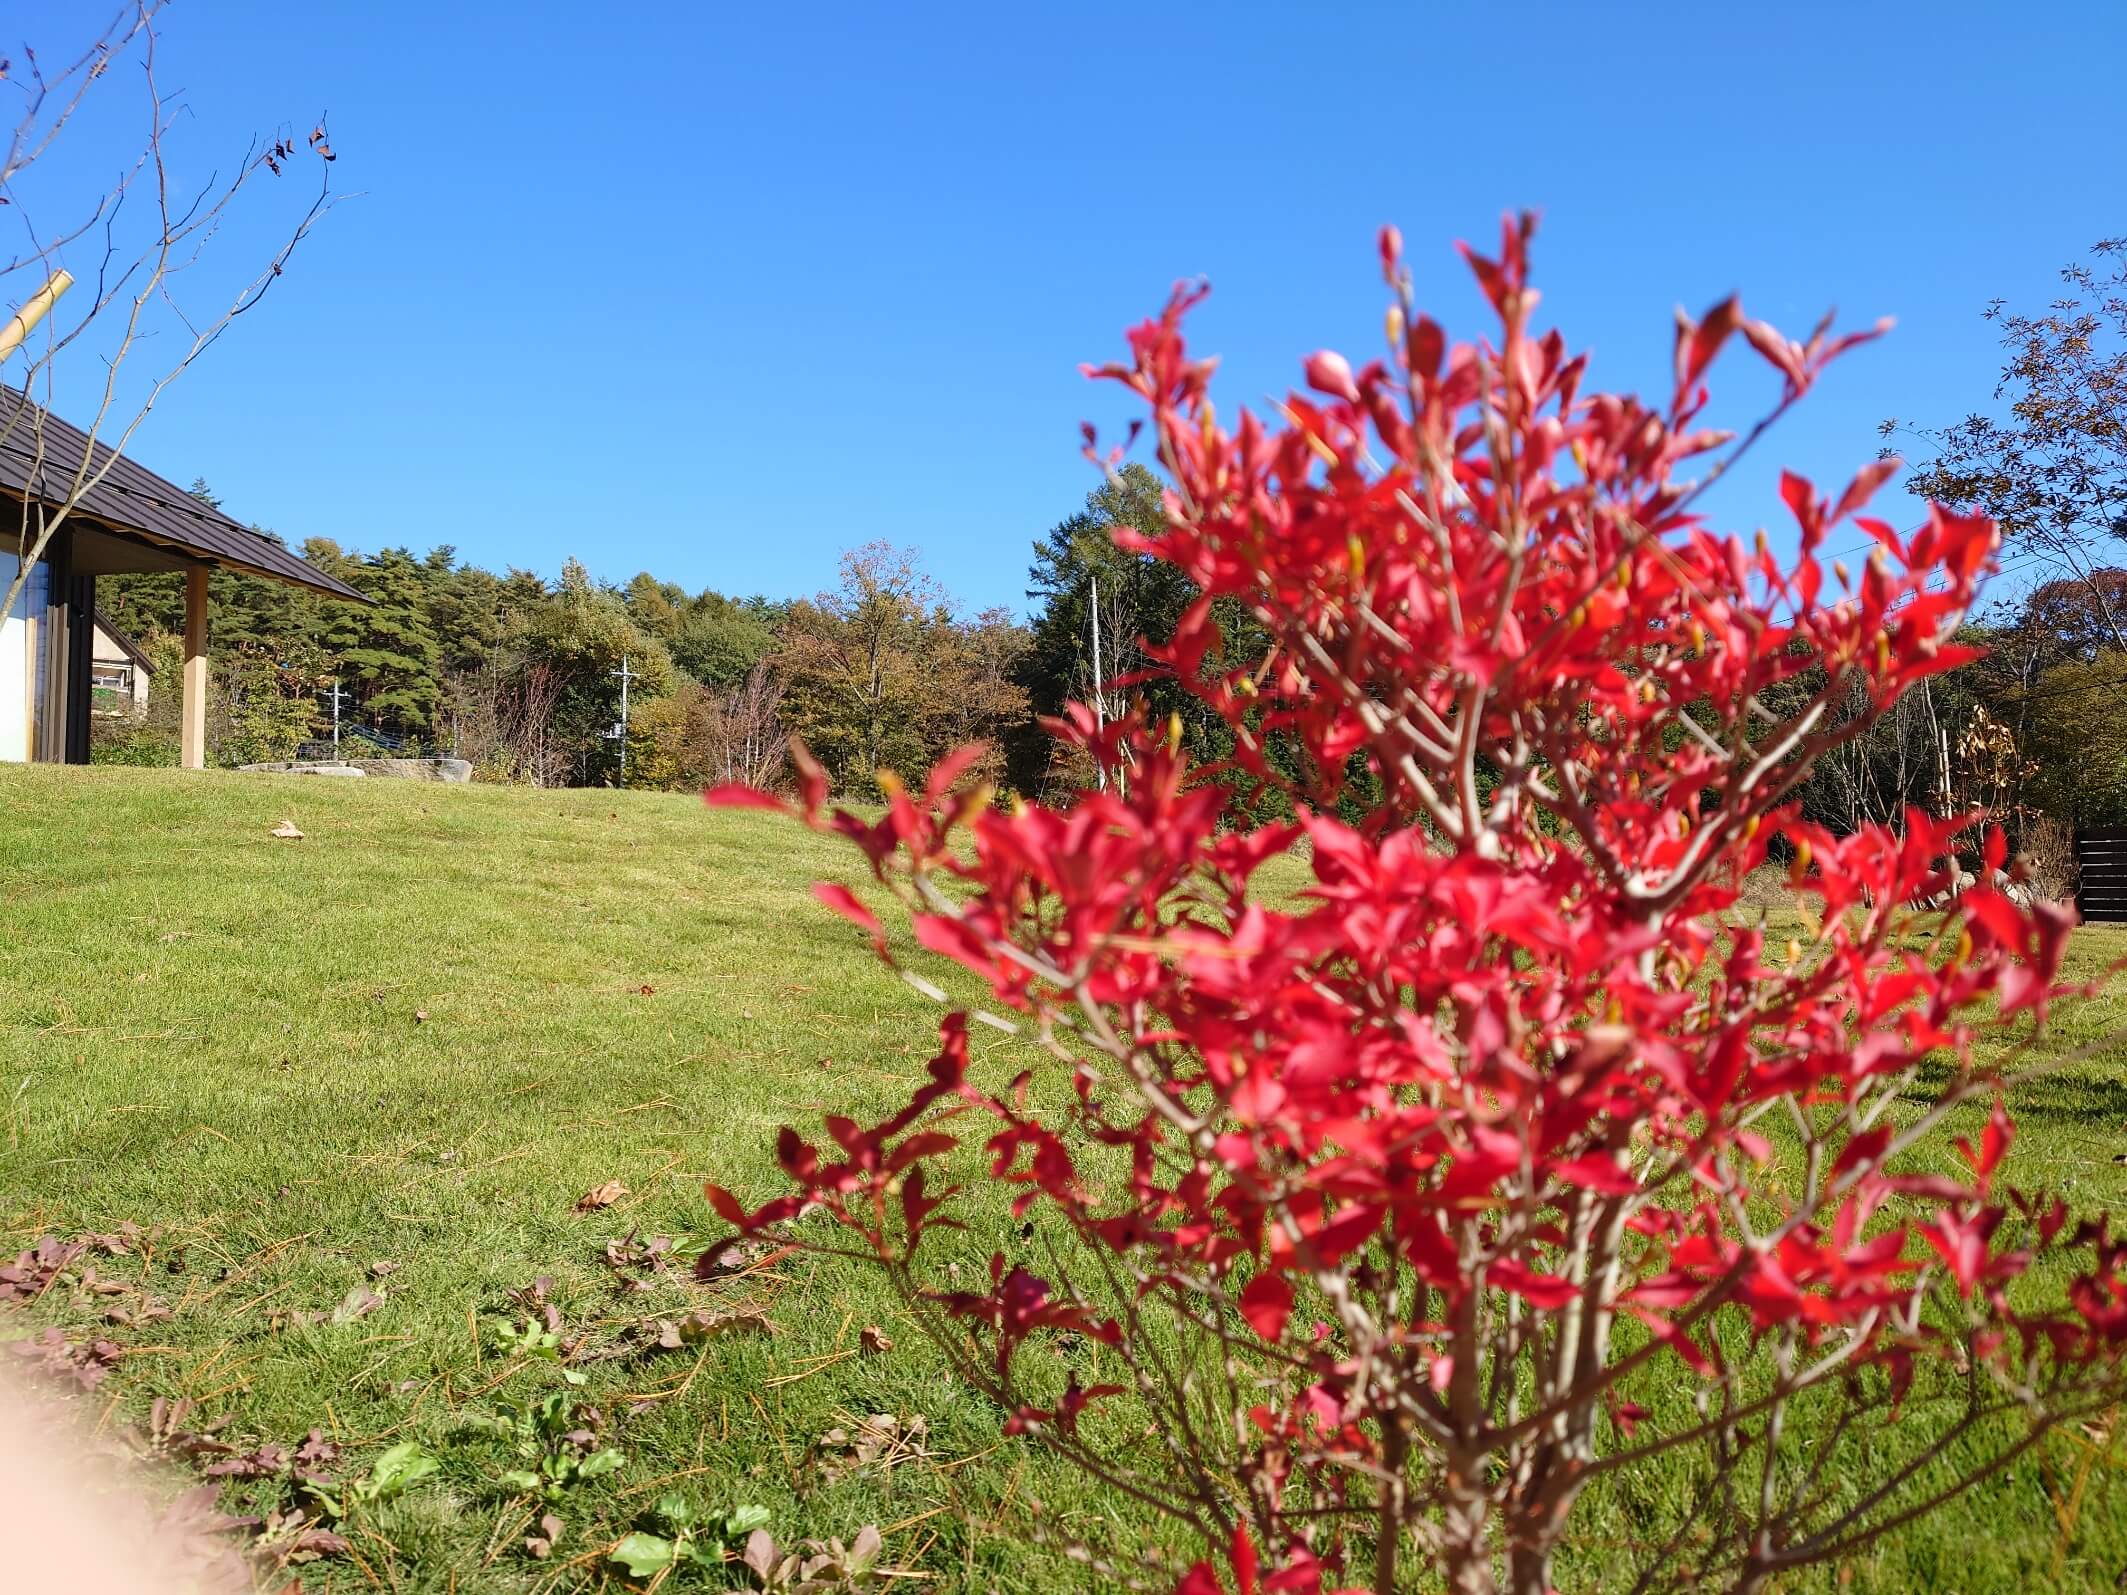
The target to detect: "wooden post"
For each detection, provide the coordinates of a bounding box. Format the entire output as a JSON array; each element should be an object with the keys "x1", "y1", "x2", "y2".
[{"x1": 181, "y1": 563, "x2": 209, "y2": 770}]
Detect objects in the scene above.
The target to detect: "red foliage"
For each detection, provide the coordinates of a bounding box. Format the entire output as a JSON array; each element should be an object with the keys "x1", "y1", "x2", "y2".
[{"x1": 705, "y1": 219, "x2": 2122, "y2": 1594}]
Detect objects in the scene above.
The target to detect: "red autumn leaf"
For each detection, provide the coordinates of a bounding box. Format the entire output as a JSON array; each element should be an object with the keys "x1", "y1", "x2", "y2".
[
  {"x1": 703, "y1": 784, "x2": 785, "y2": 812},
  {"x1": 1237, "y1": 1274, "x2": 1294, "y2": 1342},
  {"x1": 1229, "y1": 1521, "x2": 1260, "y2": 1595},
  {"x1": 1551, "y1": 1154, "x2": 1639, "y2": 1195},
  {"x1": 1302, "y1": 350, "x2": 1359, "y2": 402},
  {"x1": 1490, "y1": 1260, "x2": 1579, "y2": 1309},
  {"x1": 812, "y1": 881, "x2": 882, "y2": 936}
]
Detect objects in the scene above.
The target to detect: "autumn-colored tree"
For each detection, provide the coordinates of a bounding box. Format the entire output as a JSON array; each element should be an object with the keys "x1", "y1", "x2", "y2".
[
  {"x1": 1936, "y1": 570, "x2": 2127, "y2": 830},
  {"x1": 624, "y1": 661, "x2": 790, "y2": 793},
  {"x1": 708, "y1": 222, "x2": 2123, "y2": 1594},
  {"x1": 1894, "y1": 239, "x2": 2127, "y2": 672},
  {"x1": 778, "y1": 543, "x2": 1029, "y2": 792}
]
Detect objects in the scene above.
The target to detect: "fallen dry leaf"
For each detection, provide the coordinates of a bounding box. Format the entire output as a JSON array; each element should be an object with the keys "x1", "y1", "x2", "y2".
[
  {"x1": 270, "y1": 820, "x2": 304, "y2": 840},
  {"x1": 412, "y1": 1009, "x2": 429, "y2": 1024},
  {"x1": 330, "y1": 1285, "x2": 383, "y2": 1325},
  {"x1": 860, "y1": 1325, "x2": 893, "y2": 1356},
  {"x1": 369, "y1": 1260, "x2": 400, "y2": 1279},
  {"x1": 804, "y1": 1413, "x2": 930, "y2": 1489},
  {"x1": 524, "y1": 1512, "x2": 564, "y2": 1559},
  {"x1": 692, "y1": 1233, "x2": 781, "y2": 1280},
  {"x1": 574, "y1": 1180, "x2": 628, "y2": 1213},
  {"x1": 650, "y1": 1308, "x2": 774, "y2": 1350}
]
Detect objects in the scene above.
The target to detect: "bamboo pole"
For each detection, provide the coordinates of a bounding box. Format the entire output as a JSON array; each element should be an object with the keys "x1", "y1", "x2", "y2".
[{"x1": 0, "y1": 270, "x2": 74, "y2": 363}]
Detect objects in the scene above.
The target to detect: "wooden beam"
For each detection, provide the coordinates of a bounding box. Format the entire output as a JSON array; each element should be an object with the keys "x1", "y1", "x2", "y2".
[{"x1": 181, "y1": 563, "x2": 208, "y2": 770}]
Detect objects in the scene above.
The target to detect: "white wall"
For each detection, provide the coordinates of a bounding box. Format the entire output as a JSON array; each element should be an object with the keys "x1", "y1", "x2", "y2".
[{"x1": 0, "y1": 553, "x2": 50, "y2": 763}]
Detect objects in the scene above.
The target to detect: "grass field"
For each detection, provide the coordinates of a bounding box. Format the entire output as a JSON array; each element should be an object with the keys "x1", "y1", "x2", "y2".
[{"x1": 3, "y1": 764, "x2": 2126, "y2": 1593}]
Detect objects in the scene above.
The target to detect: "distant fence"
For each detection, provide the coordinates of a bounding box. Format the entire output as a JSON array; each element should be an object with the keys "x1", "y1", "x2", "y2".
[{"x1": 2078, "y1": 829, "x2": 2127, "y2": 924}]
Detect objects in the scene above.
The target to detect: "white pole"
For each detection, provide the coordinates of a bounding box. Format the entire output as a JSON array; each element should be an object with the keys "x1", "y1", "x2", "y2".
[
  {"x1": 1089, "y1": 576, "x2": 1106, "y2": 793},
  {"x1": 610, "y1": 655, "x2": 636, "y2": 788}
]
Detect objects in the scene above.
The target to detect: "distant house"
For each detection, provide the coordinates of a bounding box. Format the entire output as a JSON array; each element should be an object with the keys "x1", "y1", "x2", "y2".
[
  {"x1": 89, "y1": 610, "x2": 152, "y2": 712},
  {"x1": 1, "y1": 392, "x2": 368, "y2": 765}
]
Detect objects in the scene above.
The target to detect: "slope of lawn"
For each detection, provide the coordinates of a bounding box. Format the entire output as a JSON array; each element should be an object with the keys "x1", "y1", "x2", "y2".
[{"x1": 2, "y1": 763, "x2": 2125, "y2": 1593}]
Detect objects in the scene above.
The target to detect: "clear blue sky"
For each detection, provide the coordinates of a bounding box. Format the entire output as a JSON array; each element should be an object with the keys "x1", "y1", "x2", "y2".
[{"x1": 9, "y1": 1, "x2": 2124, "y2": 615}]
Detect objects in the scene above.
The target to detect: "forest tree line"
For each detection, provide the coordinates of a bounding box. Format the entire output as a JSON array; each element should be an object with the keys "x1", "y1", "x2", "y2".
[
  {"x1": 94, "y1": 238, "x2": 2127, "y2": 867},
  {"x1": 92, "y1": 467, "x2": 2127, "y2": 854}
]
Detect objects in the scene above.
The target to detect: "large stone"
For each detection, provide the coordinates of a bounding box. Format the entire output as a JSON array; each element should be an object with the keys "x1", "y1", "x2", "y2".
[
  {"x1": 237, "y1": 758, "x2": 472, "y2": 782},
  {"x1": 349, "y1": 757, "x2": 473, "y2": 782}
]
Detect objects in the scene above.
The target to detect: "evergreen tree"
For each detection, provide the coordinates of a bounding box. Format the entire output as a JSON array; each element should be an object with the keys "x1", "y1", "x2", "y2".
[{"x1": 316, "y1": 546, "x2": 444, "y2": 734}]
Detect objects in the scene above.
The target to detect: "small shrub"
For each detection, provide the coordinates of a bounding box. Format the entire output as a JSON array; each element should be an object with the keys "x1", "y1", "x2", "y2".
[
  {"x1": 89, "y1": 724, "x2": 180, "y2": 767},
  {"x1": 2020, "y1": 813, "x2": 2081, "y2": 904},
  {"x1": 708, "y1": 220, "x2": 2125, "y2": 1594}
]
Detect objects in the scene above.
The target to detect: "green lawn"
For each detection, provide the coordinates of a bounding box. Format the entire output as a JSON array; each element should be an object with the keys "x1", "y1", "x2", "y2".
[{"x1": 2, "y1": 765, "x2": 2125, "y2": 1593}]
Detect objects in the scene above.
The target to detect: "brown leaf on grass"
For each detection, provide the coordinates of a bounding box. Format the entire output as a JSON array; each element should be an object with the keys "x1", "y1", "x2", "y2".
[
  {"x1": 525, "y1": 1512, "x2": 564, "y2": 1559},
  {"x1": 83, "y1": 1223, "x2": 144, "y2": 1255},
  {"x1": 412, "y1": 1009, "x2": 429, "y2": 1024},
  {"x1": 600, "y1": 1231, "x2": 677, "y2": 1292},
  {"x1": 506, "y1": 1275, "x2": 565, "y2": 1335},
  {"x1": 743, "y1": 1529, "x2": 783, "y2": 1582},
  {"x1": 269, "y1": 820, "x2": 304, "y2": 839},
  {"x1": 803, "y1": 1413, "x2": 930, "y2": 1490},
  {"x1": 153, "y1": 1483, "x2": 262, "y2": 1590},
  {"x1": 0, "y1": 1227, "x2": 135, "y2": 1299},
  {"x1": 204, "y1": 1441, "x2": 295, "y2": 1481},
  {"x1": 692, "y1": 1234, "x2": 781, "y2": 1281},
  {"x1": 859, "y1": 1325, "x2": 893, "y2": 1357},
  {"x1": 104, "y1": 1295, "x2": 173, "y2": 1329},
  {"x1": 369, "y1": 1260, "x2": 400, "y2": 1279},
  {"x1": 329, "y1": 1286, "x2": 382, "y2": 1325},
  {"x1": 575, "y1": 1180, "x2": 628, "y2": 1212},
  {"x1": 132, "y1": 1397, "x2": 234, "y2": 1466},
  {"x1": 0, "y1": 1235, "x2": 87, "y2": 1300},
  {"x1": 6, "y1": 1326, "x2": 123, "y2": 1390},
  {"x1": 649, "y1": 1308, "x2": 774, "y2": 1351},
  {"x1": 255, "y1": 1508, "x2": 349, "y2": 1564}
]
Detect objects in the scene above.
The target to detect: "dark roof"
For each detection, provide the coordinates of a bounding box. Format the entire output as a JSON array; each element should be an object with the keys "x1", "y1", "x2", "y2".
[{"x1": 0, "y1": 389, "x2": 369, "y2": 603}]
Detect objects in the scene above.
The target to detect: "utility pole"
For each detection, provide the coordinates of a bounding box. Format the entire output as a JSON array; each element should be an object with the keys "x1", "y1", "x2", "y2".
[
  {"x1": 325, "y1": 677, "x2": 347, "y2": 760},
  {"x1": 609, "y1": 655, "x2": 638, "y2": 788},
  {"x1": 1089, "y1": 576, "x2": 1106, "y2": 793}
]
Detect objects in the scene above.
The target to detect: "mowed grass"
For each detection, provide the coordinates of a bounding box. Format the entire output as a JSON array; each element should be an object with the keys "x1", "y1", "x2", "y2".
[
  {"x1": 0, "y1": 764, "x2": 1131, "y2": 1592},
  {"x1": 2, "y1": 763, "x2": 2126, "y2": 1593}
]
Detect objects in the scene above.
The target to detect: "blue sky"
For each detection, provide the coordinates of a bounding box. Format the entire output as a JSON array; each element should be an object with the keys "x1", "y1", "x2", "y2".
[{"x1": 8, "y1": 1, "x2": 2124, "y2": 615}]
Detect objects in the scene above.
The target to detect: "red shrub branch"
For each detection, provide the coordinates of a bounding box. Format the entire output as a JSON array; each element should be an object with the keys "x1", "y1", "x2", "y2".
[{"x1": 707, "y1": 219, "x2": 2122, "y2": 1595}]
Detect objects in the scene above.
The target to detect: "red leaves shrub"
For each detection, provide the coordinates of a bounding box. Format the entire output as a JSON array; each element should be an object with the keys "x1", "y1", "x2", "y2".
[{"x1": 707, "y1": 219, "x2": 2124, "y2": 1595}]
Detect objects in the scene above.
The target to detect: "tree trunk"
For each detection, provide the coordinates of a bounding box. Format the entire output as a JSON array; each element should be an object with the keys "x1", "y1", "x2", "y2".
[
  {"x1": 1373, "y1": 1422, "x2": 1409, "y2": 1595},
  {"x1": 1507, "y1": 1542, "x2": 1555, "y2": 1595},
  {"x1": 1440, "y1": 1451, "x2": 1498, "y2": 1595}
]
